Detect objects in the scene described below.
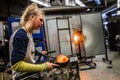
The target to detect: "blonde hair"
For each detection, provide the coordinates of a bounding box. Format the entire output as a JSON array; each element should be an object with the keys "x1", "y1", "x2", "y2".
[{"x1": 20, "y1": 3, "x2": 44, "y2": 26}]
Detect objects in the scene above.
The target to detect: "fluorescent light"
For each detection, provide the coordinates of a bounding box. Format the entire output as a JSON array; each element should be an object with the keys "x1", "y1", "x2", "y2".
[
  {"x1": 30, "y1": 0, "x2": 51, "y2": 7},
  {"x1": 75, "y1": 0, "x2": 86, "y2": 7}
]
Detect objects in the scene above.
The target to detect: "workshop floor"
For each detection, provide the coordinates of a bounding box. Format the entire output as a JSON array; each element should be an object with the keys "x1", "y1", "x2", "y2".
[
  {"x1": 80, "y1": 51, "x2": 120, "y2": 80},
  {"x1": 0, "y1": 51, "x2": 120, "y2": 80}
]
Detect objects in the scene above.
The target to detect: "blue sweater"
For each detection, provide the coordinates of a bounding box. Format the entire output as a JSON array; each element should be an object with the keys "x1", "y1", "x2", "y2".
[{"x1": 10, "y1": 28, "x2": 42, "y2": 65}]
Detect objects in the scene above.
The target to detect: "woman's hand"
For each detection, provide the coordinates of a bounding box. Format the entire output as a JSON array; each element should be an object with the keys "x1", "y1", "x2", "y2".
[
  {"x1": 46, "y1": 62, "x2": 60, "y2": 69},
  {"x1": 41, "y1": 51, "x2": 47, "y2": 55}
]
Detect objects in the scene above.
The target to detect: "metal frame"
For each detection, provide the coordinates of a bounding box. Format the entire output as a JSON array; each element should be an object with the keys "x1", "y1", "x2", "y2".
[{"x1": 56, "y1": 17, "x2": 73, "y2": 55}]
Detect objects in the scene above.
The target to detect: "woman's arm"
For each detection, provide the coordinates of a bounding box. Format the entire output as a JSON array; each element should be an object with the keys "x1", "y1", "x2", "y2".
[{"x1": 12, "y1": 60, "x2": 47, "y2": 72}]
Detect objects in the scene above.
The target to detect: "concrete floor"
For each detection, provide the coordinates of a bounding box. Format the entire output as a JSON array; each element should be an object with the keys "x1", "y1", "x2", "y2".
[
  {"x1": 80, "y1": 51, "x2": 120, "y2": 80},
  {"x1": 0, "y1": 51, "x2": 120, "y2": 80}
]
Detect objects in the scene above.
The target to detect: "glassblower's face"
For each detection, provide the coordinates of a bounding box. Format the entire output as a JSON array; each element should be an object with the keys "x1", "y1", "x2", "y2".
[{"x1": 33, "y1": 14, "x2": 44, "y2": 30}]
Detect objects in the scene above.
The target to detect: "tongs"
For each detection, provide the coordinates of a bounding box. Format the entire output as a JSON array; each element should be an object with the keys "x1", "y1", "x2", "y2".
[
  {"x1": 45, "y1": 50, "x2": 56, "y2": 59},
  {"x1": 37, "y1": 50, "x2": 56, "y2": 62},
  {"x1": 45, "y1": 55, "x2": 56, "y2": 59}
]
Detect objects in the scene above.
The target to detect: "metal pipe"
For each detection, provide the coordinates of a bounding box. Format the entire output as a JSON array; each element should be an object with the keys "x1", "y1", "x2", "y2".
[
  {"x1": 117, "y1": 0, "x2": 120, "y2": 15},
  {"x1": 104, "y1": 0, "x2": 107, "y2": 7}
]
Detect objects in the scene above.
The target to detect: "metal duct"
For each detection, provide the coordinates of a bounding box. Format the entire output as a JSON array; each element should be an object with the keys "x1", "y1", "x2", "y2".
[{"x1": 41, "y1": 6, "x2": 105, "y2": 15}]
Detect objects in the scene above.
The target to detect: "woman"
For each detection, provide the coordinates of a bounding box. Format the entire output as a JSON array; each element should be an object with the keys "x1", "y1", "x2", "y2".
[{"x1": 9, "y1": 3, "x2": 59, "y2": 79}]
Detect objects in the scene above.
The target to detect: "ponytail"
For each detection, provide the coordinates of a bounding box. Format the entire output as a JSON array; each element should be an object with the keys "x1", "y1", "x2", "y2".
[{"x1": 20, "y1": 3, "x2": 44, "y2": 26}]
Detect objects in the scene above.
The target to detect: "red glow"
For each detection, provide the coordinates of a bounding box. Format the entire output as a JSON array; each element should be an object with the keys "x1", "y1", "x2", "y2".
[{"x1": 72, "y1": 31, "x2": 85, "y2": 45}]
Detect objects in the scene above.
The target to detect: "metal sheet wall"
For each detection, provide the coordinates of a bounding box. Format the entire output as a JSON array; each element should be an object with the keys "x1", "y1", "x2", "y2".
[{"x1": 81, "y1": 12, "x2": 106, "y2": 56}]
